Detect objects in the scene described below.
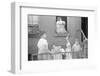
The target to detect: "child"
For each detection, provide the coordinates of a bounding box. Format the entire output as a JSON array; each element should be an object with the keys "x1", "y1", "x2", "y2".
[
  {"x1": 37, "y1": 33, "x2": 51, "y2": 60},
  {"x1": 65, "y1": 36, "x2": 72, "y2": 59},
  {"x1": 72, "y1": 39, "x2": 82, "y2": 59},
  {"x1": 51, "y1": 45, "x2": 63, "y2": 60}
]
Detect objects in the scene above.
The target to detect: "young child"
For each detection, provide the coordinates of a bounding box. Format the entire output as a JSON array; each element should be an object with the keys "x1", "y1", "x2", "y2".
[
  {"x1": 37, "y1": 33, "x2": 51, "y2": 60},
  {"x1": 72, "y1": 39, "x2": 82, "y2": 59},
  {"x1": 51, "y1": 45, "x2": 64, "y2": 60},
  {"x1": 65, "y1": 36, "x2": 72, "y2": 59}
]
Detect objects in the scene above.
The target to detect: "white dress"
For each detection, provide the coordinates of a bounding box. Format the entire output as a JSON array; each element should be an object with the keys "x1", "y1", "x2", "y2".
[
  {"x1": 65, "y1": 41, "x2": 72, "y2": 59},
  {"x1": 37, "y1": 38, "x2": 51, "y2": 60},
  {"x1": 56, "y1": 20, "x2": 66, "y2": 33}
]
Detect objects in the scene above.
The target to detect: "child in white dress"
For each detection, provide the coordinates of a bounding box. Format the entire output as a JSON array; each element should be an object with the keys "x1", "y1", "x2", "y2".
[
  {"x1": 65, "y1": 36, "x2": 72, "y2": 59},
  {"x1": 37, "y1": 33, "x2": 51, "y2": 60}
]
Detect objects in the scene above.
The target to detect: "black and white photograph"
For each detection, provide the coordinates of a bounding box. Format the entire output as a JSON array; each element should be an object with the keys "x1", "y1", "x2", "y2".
[
  {"x1": 28, "y1": 15, "x2": 88, "y2": 61},
  {"x1": 10, "y1": 1, "x2": 98, "y2": 74}
]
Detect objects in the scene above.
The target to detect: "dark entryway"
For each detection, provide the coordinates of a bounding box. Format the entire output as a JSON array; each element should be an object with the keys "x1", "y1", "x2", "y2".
[{"x1": 81, "y1": 17, "x2": 88, "y2": 42}]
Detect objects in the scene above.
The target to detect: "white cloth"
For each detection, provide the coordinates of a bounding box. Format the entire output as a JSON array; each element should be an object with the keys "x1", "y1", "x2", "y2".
[{"x1": 37, "y1": 38, "x2": 48, "y2": 54}]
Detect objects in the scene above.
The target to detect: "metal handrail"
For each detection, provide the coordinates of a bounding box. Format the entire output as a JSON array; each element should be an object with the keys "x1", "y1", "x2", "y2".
[{"x1": 32, "y1": 51, "x2": 82, "y2": 56}]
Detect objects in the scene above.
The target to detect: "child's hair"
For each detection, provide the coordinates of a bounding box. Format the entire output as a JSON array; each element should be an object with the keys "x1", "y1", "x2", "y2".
[{"x1": 40, "y1": 31, "x2": 47, "y2": 38}]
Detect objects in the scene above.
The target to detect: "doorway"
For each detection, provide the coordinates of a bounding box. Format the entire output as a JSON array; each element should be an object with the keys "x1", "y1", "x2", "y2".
[{"x1": 81, "y1": 17, "x2": 88, "y2": 42}]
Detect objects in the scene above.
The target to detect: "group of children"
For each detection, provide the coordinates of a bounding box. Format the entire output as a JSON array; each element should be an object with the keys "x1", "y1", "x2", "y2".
[
  {"x1": 51, "y1": 37, "x2": 82, "y2": 60},
  {"x1": 37, "y1": 33, "x2": 82, "y2": 60}
]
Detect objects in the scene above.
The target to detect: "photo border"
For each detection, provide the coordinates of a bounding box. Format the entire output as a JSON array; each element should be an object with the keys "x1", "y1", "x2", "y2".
[{"x1": 11, "y1": 2, "x2": 97, "y2": 74}]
